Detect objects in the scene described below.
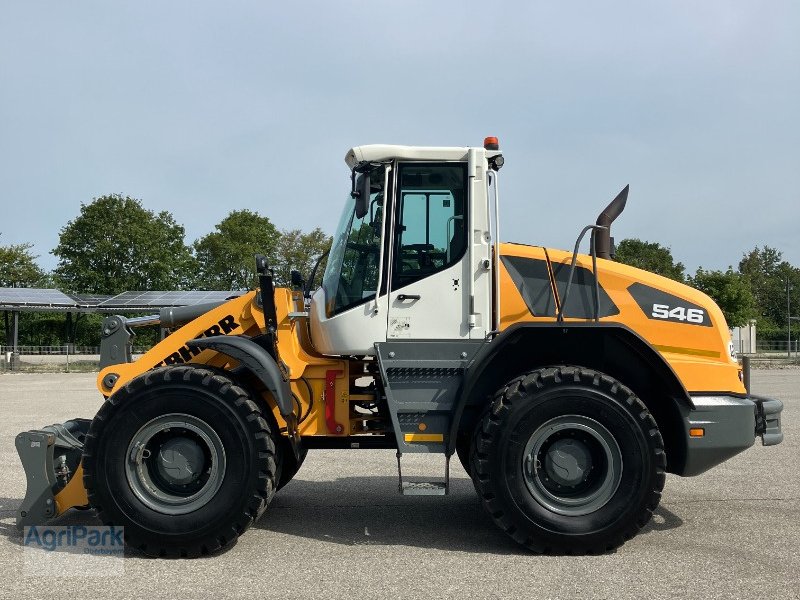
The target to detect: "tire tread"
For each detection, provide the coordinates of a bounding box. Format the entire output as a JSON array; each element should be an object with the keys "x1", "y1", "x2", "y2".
[
  {"x1": 469, "y1": 365, "x2": 666, "y2": 555},
  {"x1": 83, "y1": 365, "x2": 276, "y2": 558}
]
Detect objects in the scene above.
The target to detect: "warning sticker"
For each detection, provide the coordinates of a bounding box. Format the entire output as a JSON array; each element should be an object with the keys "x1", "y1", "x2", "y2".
[{"x1": 389, "y1": 316, "x2": 411, "y2": 338}]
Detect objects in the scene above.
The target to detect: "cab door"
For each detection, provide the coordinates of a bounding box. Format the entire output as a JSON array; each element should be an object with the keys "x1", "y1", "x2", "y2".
[
  {"x1": 309, "y1": 164, "x2": 390, "y2": 356},
  {"x1": 386, "y1": 162, "x2": 472, "y2": 339}
]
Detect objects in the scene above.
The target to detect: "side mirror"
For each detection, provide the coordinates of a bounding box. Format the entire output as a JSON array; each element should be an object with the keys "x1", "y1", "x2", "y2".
[
  {"x1": 353, "y1": 172, "x2": 370, "y2": 219},
  {"x1": 254, "y1": 254, "x2": 269, "y2": 275}
]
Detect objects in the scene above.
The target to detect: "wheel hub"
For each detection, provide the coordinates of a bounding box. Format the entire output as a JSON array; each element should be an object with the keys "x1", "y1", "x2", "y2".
[
  {"x1": 157, "y1": 437, "x2": 204, "y2": 485},
  {"x1": 522, "y1": 415, "x2": 623, "y2": 516},
  {"x1": 544, "y1": 438, "x2": 591, "y2": 486},
  {"x1": 125, "y1": 414, "x2": 227, "y2": 515}
]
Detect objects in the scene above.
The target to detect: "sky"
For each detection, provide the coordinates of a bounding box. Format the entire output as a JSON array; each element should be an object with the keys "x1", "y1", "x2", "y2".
[{"x1": 1, "y1": 1, "x2": 798, "y2": 274}]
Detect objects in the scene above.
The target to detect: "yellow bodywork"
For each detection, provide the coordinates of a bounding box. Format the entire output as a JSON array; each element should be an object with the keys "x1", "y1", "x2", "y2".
[
  {"x1": 498, "y1": 243, "x2": 744, "y2": 395},
  {"x1": 90, "y1": 247, "x2": 743, "y2": 441},
  {"x1": 52, "y1": 244, "x2": 743, "y2": 516},
  {"x1": 59, "y1": 289, "x2": 348, "y2": 515},
  {"x1": 54, "y1": 462, "x2": 89, "y2": 513},
  {"x1": 96, "y1": 289, "x2": 349, "y2": 436}
]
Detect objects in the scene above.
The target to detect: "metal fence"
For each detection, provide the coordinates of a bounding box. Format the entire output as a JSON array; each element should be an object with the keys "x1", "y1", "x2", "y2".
[
  {"x1": 752, "y1": 340, "x2": 800, "y2": 356},
  {"x1": 0, "y1": 345, "x2": 151, "y2": 355},
  {"x1": 0, "y1": 345, "x2": 149, "y2": 372},
  {"x1": 3, "y1": 339, "x2": 799, "y2": 373},
  {"x1": 0, "y1": 345, "x2": 99, "y2": 355}
]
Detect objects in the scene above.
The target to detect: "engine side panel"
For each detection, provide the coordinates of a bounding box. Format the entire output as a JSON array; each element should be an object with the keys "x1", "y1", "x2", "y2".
[{"x1": 498, "y1": 243, "x2": 744, "y2": 395}]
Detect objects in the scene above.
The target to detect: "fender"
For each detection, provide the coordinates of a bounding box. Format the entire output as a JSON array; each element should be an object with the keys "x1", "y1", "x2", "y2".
[
  {"x1": 446, "y1": 322, "x2": 692, "y2": 462},
  {"x1": 189, "y1": 335, "x2": 294, "y2": 421}
]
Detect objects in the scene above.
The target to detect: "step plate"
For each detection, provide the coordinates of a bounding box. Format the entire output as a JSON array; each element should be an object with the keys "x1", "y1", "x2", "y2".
[{"x1": 401, "y1": 481, "x2": 447, "y2": 496}]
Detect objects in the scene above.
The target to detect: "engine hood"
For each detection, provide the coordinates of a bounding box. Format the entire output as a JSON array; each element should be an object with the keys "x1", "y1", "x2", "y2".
[{"x1": 498, "y1": 243, "x2": 742, "y2": 394}]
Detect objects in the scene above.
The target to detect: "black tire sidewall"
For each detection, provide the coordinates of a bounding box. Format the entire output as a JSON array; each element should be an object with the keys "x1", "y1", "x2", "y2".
[
  {"x1": 275, "y1": 438, "x2": 308, "y2": 490},
  {"x1": 455, "y1": 433, "x2": 472, "y2": 476},
  {"x1": 89, "y1": 379, "x2": 268, "y2": 550},
  {"x1": 493, "y1": 383, "x2": 657, "y2": 544}
]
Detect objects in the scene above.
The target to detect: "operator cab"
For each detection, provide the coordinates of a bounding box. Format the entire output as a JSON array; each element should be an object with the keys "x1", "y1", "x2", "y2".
[{"x1": 310, "y1": 141, "x2": 503, "y2": 355}]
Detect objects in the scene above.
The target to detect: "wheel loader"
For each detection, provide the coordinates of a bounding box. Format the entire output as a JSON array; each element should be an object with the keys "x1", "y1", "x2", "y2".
[{"x1": 16, "y1": 138, "x2": 783, "y2": 557}]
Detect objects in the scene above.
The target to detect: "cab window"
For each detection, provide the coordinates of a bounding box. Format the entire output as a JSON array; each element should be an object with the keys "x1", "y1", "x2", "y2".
[
  {"x1": 322, "y1": 166, "x2": 386, "y2": 315},
  {"x1": 392, "y1": 163, "x2": 467, "y2": 290}
]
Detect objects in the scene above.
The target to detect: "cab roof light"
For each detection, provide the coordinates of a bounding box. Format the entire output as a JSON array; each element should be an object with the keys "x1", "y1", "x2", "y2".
[{"x1": 484, "y1": 136, "x2": 499, "y2": 151}]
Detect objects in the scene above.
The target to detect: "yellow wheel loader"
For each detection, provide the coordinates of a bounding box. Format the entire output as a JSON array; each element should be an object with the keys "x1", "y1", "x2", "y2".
[{"x1": 16, "y1": 138, "x2": 783, "y2": 557}]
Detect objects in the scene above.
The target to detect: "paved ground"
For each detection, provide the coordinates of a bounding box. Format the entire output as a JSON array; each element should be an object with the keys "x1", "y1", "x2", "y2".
[{"x1": 0, "y1": 371, "x2": 796, "y2": 599}]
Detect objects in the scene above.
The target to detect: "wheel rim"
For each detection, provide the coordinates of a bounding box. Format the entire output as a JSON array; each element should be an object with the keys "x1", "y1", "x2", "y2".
[
  {"x1": 125, "y1": 413, "x2": 227, "y2": 515},
  {"x1": 521, "y1": 415, "x2": 622, "y2": 516}
]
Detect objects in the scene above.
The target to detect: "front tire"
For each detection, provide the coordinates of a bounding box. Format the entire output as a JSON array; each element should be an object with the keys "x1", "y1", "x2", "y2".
[
  {"x1": 470, "y1": 366, "x2": 665, "y2": 554},
  {"x1": 83, "y1": 366, "x2": 277, "y2": 557},
  {"x1": 275, "y1": 439, "x2": 307, "y2": 490},
  {"x1": 455, "y1": 432, "x2": 472, "y2": 476}
]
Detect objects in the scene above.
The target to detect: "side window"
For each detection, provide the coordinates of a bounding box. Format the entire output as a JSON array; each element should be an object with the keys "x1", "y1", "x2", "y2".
[
  {"x1": 322, "y1": 165, "x2": 386, "y2": 315},
  {"x1": 392, "y1": 163, "x2": 467, "y2": 290},
  {"x1": 338, "y1": 199, "x2": 383, "y2": 306}
]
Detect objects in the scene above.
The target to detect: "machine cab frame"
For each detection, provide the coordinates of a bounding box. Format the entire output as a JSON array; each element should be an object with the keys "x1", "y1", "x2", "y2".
[{"x1": 310, "y1": 144, "x2": 499, "y2": 355}]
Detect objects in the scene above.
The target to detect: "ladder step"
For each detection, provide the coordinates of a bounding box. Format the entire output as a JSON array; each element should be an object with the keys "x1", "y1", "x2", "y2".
[
  {"x1": 401, "y1": 481, "x2": 447, "y2": 496},
  {"x1": 395, "y1": 452, "x2": 451, "y2": 495}
]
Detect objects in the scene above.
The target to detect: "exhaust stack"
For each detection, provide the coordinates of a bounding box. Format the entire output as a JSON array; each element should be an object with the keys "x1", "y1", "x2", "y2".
[{"x1": 594, "y1": 185, "x2": 629, "y2": 260}]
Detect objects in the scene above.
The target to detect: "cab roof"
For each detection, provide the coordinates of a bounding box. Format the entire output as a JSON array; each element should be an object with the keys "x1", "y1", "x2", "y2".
[{"x1": 345, "y1": 144, "x2": 500, "y2": 169}]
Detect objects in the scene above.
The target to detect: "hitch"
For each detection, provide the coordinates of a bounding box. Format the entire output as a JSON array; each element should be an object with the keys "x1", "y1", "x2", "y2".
[{"x1": 15, "y1": 420, "x2": 91, "y2": 529}]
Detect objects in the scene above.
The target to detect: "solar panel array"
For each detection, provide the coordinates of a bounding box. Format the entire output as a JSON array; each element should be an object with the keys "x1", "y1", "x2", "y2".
[
  {"x1": 68, "y1": 293, "x2": 114, "y2": 306},
  {"x1": 0, "y1": 288, "x2": 76, "y2": 307},
  {"x1": 0, "y1": 288, "x2": 244, "y2": 312},
  {"x1": 98, "y1": 290, "x2": 244, "y2": 309}
]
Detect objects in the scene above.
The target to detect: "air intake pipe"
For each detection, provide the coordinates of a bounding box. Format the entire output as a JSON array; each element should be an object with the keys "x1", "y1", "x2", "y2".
[{"x1": 594, "y1": 185, "x2": 629, "y2": 260}]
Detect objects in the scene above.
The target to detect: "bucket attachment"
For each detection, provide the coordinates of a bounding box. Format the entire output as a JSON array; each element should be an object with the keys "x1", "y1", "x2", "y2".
[{"x1": 15, "y1": 419, "x2": 91, "y2": 529}]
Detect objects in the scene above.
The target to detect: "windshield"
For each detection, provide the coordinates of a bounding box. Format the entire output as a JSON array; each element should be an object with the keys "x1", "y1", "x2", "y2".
[{"x1": 322, "y1": 167, "x2": 385, "y2": 316}]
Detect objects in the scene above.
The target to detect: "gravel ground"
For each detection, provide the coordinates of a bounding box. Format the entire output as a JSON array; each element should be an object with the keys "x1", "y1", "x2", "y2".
[{"x1": 0, "y1": 371, "x2": 796, "y2": 599}]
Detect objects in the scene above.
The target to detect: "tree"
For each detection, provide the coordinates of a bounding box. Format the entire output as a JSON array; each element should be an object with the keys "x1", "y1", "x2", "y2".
[
  {"x1": 0, "y1": 236, "x2": 47, "y2": 346},
  {"x1": 53, "y1": 194, "x2": 196, "y2": 294},
  {"x1": 273, "y1": 228, "x2": 332, "y2": 287},
  {"x1": 614, "y1": 238, "x2": 685, "y2": 281},
  {"x1": 690, "y1": 268, "x2": 756, "y2": 327},
  {"x1": 0, "y1": 237, "x2": 45, "y2": 287},
  {"x1": 738, "y1": 245, "x2": 800, "y2": 339},
  {"x1": 194, "y1": 210, "x2": 280, "y2": 290}
]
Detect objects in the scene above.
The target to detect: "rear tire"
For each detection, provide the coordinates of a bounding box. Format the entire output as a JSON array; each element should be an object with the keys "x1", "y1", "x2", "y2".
[
  {"x1": 83, "y1": 366, "x2": 277, "y2": 557},
  {"x1": 470, "y1": 366, "x2": 665, "y2": 554}
]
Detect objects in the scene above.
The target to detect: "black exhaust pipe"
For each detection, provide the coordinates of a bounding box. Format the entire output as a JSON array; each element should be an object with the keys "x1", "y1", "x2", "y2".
[{"x1": 594, "y1": 185, "x2": 629, "y2": 260}]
